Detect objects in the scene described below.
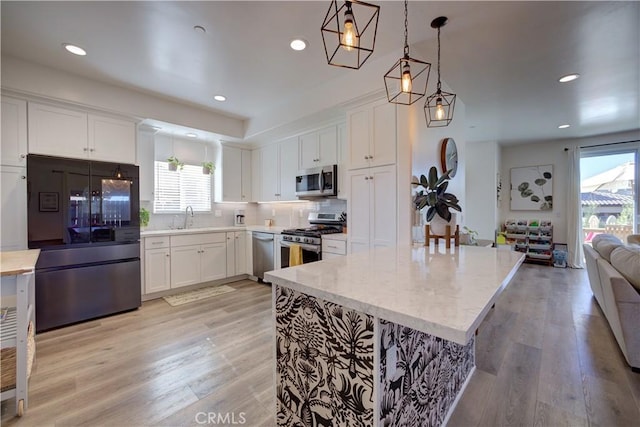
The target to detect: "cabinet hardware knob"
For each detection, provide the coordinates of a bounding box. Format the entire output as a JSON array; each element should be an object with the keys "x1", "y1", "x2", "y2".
[
  {"x1": 364, "y1": 177, "x2": 369, "y2": 180},
  {"x1": 20, "y1": 154, "x2": 26, "y2": 159},
  {"x1": 90, "y1": 148, "x2": 95, "y2": 152},
  {"x1": 21, "y1": 176, "x2": 26, "y2": 179},
  {"x1": 83, "y1": 148, "x2": 88, "y2": 151},
  {"x1": 166, "y1": 254, "x2": 170, "y2": 257},
  {"x1": 369, "y1": 176, "x2": 373, "y2": 180},
  {"x1": 363, "y1": 156, "x2": 367, "y2": 160}
]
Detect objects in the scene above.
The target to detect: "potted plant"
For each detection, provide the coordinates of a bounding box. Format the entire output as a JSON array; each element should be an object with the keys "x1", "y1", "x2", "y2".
[
  {"x1": 139, "y1": 207, "x2": 150, "y2": 229},
  {"x1": 202, "y1": 161, "x2": 215, "y2": 175},
  {"x1": 167, "y1": 156, "x2": 184, "y2": 171},
  {"x1": 412, "y1": 166, "x2": 462, "y2": 235}
]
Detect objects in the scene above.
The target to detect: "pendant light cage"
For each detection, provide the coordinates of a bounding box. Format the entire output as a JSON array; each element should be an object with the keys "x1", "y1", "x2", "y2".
[
  {"x1": 425, "y1": 16, "x2": 456, "y2": 127},
  {"x1": 321, "y1": 0, "x2": 380, "y2": 70},
  {"x1": 384, "y1": 0, "x2": 430, "y2": 105}
]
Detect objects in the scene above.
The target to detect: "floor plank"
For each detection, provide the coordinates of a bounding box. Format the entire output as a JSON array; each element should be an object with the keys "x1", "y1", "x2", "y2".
[{"x1": 2, "y1": 266, "x2": 639, "y2": 426}]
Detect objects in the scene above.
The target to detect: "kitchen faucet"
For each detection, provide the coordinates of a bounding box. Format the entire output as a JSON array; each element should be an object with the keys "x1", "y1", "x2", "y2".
[{"x1": 184, "y1": 205, "x2": 194, "y2": 229}]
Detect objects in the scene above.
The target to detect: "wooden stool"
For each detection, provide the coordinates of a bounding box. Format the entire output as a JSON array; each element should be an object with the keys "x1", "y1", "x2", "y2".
[{"x1": 424, "y1": 224, "x2": 459, "y2": 248}]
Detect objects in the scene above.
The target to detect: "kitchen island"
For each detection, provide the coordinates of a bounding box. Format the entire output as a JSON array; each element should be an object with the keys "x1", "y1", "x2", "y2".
[{"x1": 265, "y1": 244, "x2": 525, "y2": 426}]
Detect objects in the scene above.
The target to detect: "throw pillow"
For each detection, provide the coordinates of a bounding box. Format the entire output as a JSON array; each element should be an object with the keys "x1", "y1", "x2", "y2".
[
  {"x1": 592, "y1": 233, "x2": 622, "y2": 250},
  {"x1": 610, "y1": 245, "x2": 640, "y2": 292}
]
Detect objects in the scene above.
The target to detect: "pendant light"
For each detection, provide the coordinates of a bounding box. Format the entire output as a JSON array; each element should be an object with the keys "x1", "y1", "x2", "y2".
[
  {"x1": 383, "y1": 0, "x2": 430, "y2": 105},
  {"x1": 321, "y1": 0, "x2": 380, "y2": 70},
  {"x1": 425, "y1": 16, "x2": 456, "y2": 127}
]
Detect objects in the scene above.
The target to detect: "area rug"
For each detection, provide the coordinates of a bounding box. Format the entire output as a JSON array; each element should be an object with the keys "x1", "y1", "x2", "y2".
[{"x1": 163, "y1": 285, "x2": 236, "y2": 307}]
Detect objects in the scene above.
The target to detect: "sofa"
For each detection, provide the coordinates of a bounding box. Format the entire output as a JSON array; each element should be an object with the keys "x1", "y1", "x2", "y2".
[{"x1": 583, "y1": 234, "x2": 640, "y2": 372}]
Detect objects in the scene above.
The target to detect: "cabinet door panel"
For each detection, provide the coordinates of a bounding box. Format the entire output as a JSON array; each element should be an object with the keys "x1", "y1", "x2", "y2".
[
  {"x1": 371, "y1": 165, "x2": 396, "y2": 247},
  {"x1": 279, "y1": 137, "x2": 299, "y2": 200},
  {"x1": 241, "y1": 149, "x2": 252, "y2": 201},
  {"x1": 226, "y1": 232, "x2": 236, "y2": 276},
  {"x1": 0, "y1": 166, "x2": 27, "y2": 251},
  {"x1": 1, "y1": 97, "x2": 27, "y2": 166},
  {"x1": 318, "y1": 126, "x2": 338, "y2": 166},
  {"x1": 201, "y1": 242, "x2": 227, "y2": 282},
  {"x1": 221, "y1": 145, "x2": 242, "y2": 201},
  {"x1": 337, "y1": 123, "x2": 348, "y2": 200},
  {"x1": 88, "y1": 114, "x2": 136, "y2": 163},
  {"x1": 261, "y1": 145, "x2": 279, "y2": 201},
  {"x1": 28, "y1": 103, "x2": 87, "y2": 159},
  {"x1": 299, "y1": 131, "x2": 318, "y2": 170},
  {"x1": 144, "y1": 248, "x2": 171, "y2": 293},
  {"x1": 371, "y1": 102, "x2": 396, "y2": 167},
  {"x1": 347, "y1": 170, "x2": 371, "y2": 250},
  {"x1": 234, "y1": 232, "x2": 247, "y2": 275},
  {"x1": 347, "y1": 109, "x2": 370, "y2": 170},
  {"x1": 170, "y1": 246, "x2": 201, "y2": 288}
]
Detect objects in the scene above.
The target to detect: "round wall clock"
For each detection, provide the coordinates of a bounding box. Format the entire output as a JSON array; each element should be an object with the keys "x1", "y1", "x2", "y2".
[{"x1": 440, "y1": 137, "x2": 458, "y2": 178}]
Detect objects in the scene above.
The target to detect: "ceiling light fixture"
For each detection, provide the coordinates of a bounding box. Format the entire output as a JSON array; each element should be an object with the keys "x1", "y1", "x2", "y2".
[
  {"x1": 186, "y1": 132, "x2": 197, "y2": 138},
  {"x1": 290, "y1": 39, "x2": 307, "y2": 51},
  {"x1": 321, "y1": 0, "x2": 380, "y2": 69},
  {"x1": 383, "y1": 0, "x2": 430, "y2": 105},
  {"x1": 63, "y1": 43, "x2": 87, "y2": 56},
  {"x1": 558, "y1": 74, "x2": 579, "y2": 83},
  {"x1": 425, "y1": 16, "x2": 456, "y2": 128},
  {"x1": 214, "y1": 95, "x2": 226, "y2": 102},
  {"x1": 558, "y1": 124, "x2": 571, "y2": 129}
]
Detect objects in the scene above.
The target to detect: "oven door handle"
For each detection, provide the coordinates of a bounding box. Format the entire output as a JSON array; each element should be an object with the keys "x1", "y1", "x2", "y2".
[
  {"x1": 280, "y1": 240, "x2": 321, "y2": 253},
  {"x1": 319, "y1": 170, "x2": 324, "y2": 193}
]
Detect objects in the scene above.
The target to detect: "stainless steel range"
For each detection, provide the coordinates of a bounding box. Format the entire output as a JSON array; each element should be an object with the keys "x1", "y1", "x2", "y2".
[{"x1": 280, "y1": 213, "x2": 343, "y2": 267}]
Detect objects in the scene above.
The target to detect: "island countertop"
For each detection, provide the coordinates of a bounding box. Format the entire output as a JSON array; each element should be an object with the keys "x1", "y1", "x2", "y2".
[{"x1": 265, "y1": 244, "x2": 525, "y2": 345}]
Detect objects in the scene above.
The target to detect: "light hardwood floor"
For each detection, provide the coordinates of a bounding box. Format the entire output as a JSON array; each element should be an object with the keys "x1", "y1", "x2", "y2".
[{"x1": 2, "y1": 264, "x2": 639, "y2": 426}]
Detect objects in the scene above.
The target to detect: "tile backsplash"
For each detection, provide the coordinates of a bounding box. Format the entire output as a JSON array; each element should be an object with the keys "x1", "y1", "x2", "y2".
[{"x1": 141, "y1": 199, "x2": 346, "y2": 230}]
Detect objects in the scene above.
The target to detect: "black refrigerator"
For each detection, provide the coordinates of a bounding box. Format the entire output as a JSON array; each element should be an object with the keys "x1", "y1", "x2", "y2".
[{"x1": 27, "y1": 154, "x2": 141, "y2": 332}]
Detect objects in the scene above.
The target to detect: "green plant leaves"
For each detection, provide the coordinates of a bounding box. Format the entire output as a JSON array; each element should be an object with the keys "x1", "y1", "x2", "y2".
[
  {"x1": 534, "y1": 178, "x2": 547, "y2": 186},
  {"x1": 428, "y1": 166, "x2": 438, "y2": 190},
  {"x1": 543, "y1": 172, "x2": 552, "y2": 179},
  {"x1": 518, "y1": 182, "x2": 529, "y2": 191},
  {"x1": 412, "y1": 165, "x2": 460, "y2": 222},
  {"x1": 530, "y1": 195, "x2": 540, "y2": 202}
]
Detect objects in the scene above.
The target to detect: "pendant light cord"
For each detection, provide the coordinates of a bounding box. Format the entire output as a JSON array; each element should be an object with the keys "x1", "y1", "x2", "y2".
[
  {"x1": 403, "y1": 0, "x2": 409, "y2": 57},
  {"x1": 436, "y1": 25, "x2": 442, "y2": 91}
]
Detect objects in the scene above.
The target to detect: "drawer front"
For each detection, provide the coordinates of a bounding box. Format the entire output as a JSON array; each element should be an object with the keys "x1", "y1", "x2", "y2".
[
  {"x1": 145, "y1": 236, "x2": 170, "y2": 249},
  {"x1": 171, "y1": 232, "x2": 226, "y2": 247},
  {"x1": 322, "y1": 239, "x2": 346, "y2": 255}
]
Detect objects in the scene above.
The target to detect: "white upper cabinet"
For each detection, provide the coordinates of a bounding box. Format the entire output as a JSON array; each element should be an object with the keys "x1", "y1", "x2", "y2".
[
  {"x1": 28, "y1": 102, "x2": 88, "y2": 160},
  {"x1": 259, "y1": 137, "x2": 299, "y2": 202},
  {"x1": 347, "y1": 100, "x2": 396, "y2": 170},
  {"x1": 28, "y1": 102, "x2": 136, "y2": 164},
  {"x1": 337, "y1": 122, "x2": 348, "y2": 200},
  {"x1": 216, "y1": 145, "x2": 252, "y2": 202},
  {"x1": 299, "y1": 126, "x2": 338, "y2": 170},
  {"x1": 87, "y1": 114, "x2": 136, "y2": 163},
  {"x1": 1, "y1": 96, "x2": 28, "y2": 167},
  {"x1": 0, "y1": 166, "x2": 27, "y2": 251}
]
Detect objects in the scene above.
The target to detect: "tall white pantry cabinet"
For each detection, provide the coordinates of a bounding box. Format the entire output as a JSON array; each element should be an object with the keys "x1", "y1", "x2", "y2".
[
  {"x1": 346, "y1": 99, "x2": 398, "y2": 254},
  {"x1": 1, "y1": 96, "x2": 28, "y2": 251}
]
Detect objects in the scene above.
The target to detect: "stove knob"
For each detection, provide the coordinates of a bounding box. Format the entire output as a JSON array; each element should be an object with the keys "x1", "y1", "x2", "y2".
[
  {"x1": 304, "y1": 238, "x2": 310, "y2": 244},
  {"x1": 295, "y1": 237, "x2": 301, "y2": 242}
]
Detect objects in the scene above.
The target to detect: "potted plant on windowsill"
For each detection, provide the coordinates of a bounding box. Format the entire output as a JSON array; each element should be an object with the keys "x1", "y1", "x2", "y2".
[
  {"x1": 412, "y1": 166, "x2": 461, "y2": 236},
  {"x1": 167, "y1": 156, "x2": 184, "y2": 171},
  {"x1": 202, "y1": 161, "x2": 215, "y2": 175},
  {"x1": 140, "y1": 207, "x2": 150, "y2": 229}
]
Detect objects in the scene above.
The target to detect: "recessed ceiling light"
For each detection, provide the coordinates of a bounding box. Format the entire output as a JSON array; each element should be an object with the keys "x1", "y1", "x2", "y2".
[
  {"x1": 214, "y1": 95, "x2": 226, "y2": 102},
  {"x1": 558, "y1": 73, "x2": 580, "y2": 83},
  {"x1": 558, "y1": 124, "x2": 571, "y2": 129},
  {"x1": 63, "y1": 43, "x2": 87, "y2": 56},
  {"x1": 290, "y1": 39, "x2": 307, "y2": 51},
  {"x1": 186, "y1": 132, "x2": 197, "y2": 138},
  {"x1": 194, "y1": 25, "x2": 206, "y2": 34}
]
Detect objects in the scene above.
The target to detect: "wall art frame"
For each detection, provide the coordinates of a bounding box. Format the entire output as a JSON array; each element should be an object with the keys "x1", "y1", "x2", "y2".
[
  {"x1": 39, "y1": 192, "x2": 59, "y2": 212},
  {"x1": 510, "y1": 165, "x2": 553, "y2": 211}
]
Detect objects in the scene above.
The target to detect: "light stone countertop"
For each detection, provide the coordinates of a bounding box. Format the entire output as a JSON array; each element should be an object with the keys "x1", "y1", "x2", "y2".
[
  {"x1": 265, "y1": 244, "x2": 525, "y2": 345},
  {"x1": 1, "y1": 249, "x2": 41, "y2": 276},
  {"x1": 321, "y1": 233, "x2": 348, "y2": 241},
  {"x1": 141, "y1": 225, "x2": 289, "y2": 237}
]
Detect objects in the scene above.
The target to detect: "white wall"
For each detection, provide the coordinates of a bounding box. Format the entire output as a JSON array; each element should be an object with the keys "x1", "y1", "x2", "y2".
[
  {"x1": 499, "y1": 129, "x2": 640, "y2": 244},
  {"x1": 410, "y1": 94, "x2": 467, "y2": 236},
  {"x1": 465, "y1": 141, "x2": 499, "y2": 240}
]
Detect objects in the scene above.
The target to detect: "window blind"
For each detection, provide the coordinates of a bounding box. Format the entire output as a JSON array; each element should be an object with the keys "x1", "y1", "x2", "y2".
[{"x1": 154, "y1": 161, "x2": 211, "y2": 213}]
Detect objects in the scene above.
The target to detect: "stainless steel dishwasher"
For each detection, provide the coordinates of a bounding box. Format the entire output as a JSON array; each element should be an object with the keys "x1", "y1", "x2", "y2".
[{"x1": 252, "y1": 232, "x2": 274, "y2": 282}]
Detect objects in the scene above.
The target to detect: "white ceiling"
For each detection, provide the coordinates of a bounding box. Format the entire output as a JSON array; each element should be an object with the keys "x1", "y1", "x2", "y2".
[{"x1": 1, "y1": 1, "x2": 639, "y2": 144}]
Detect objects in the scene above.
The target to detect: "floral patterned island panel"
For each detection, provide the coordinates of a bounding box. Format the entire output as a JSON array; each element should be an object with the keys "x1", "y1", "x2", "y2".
[{"x1": 274, "y1": 285, "x2": 475, "y2": 427}]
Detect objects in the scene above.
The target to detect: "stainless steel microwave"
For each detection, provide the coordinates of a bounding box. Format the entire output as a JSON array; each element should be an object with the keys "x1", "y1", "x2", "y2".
[{"x1": 295, "y1": 165, "x2": 338, "y2": 198}]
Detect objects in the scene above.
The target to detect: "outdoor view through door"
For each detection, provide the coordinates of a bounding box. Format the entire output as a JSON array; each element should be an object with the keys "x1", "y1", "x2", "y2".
[{"x1": 581, "y1": 148, "x2": 638, "y2": 245}]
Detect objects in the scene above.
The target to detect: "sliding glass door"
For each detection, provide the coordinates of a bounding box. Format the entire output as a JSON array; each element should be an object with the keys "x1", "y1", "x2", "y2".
[{"x1": 580, "y1": 145, "x2": 639, "y2": 244}]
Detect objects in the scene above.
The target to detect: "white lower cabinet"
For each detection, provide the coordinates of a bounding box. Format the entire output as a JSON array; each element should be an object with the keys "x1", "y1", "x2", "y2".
[
  {"x1": 170, "y1": 233, "x2": 226, "y2": 289},
  {"x1": 226, "y1": 231, "x2": 247, "y2": 276},
  {"x1": 143, "y1": 236, "x2": 171, "y2": 294},
  {"x1": 322, "y1": 238, "x2": 347, "y2": 259}
]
